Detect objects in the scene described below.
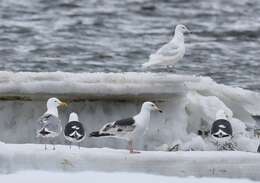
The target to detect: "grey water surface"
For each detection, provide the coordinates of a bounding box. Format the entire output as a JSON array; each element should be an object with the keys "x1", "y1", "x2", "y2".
[{"x1": 0, "y1": 0, "x2": 259, "y2": 91}]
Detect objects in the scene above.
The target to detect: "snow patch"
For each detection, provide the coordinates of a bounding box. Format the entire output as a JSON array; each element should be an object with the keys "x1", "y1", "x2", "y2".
[
  {"x1": 0, "y1": 170, "x2": 257, "y2": 183},
  {"x1": 0, "y1": 144, "x2": 260, "y2": 180}
]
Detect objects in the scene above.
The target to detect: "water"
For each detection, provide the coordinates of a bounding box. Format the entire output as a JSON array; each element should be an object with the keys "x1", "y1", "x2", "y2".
[{"x1": 0, "y1": 0, "x2": 259, "y2": 91}]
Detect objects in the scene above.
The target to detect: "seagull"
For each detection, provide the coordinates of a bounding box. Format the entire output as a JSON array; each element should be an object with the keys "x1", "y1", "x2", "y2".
[
  {"x1": 211, "y1": 110, "x2": 233, "y2": 144},
  {"x1": 89, "y1": 102, "x2": 162, "y2": 153},
  {"x1": 142, "y1": 24, "x2": 191, "y2": 69},
  {"x1": 64, "y1": 112, "x2": 85, "y2": 149},
  {"x1": 215, "y1": 110, "x2": 229, "y2": 120},
  {"x1": 36, "y1": 97, "x2": 68, "y2": 150}
]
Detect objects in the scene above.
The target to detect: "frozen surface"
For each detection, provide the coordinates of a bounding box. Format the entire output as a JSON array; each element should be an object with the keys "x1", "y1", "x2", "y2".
[
  {"x1": 0, "y1": 171, "x2": 258, "y2": 183},
  {"x1": 0, "y1": 71, "x2": 194, "y2": 99},
  {"x1": 0, "y1": 72, "x2": 260, "y2": 180},
  {"x1": 1, "y1": 143, "x2": 260, "y2": 180},
  {"x1": 0, "y1": 72, "x2": 259, "y2": 151},
  {"x1": 0, "y1": 71, "x2": 259, "y2": 104}
]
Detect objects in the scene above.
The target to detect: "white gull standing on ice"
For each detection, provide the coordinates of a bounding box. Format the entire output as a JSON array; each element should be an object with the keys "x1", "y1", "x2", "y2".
[
  {"x1": 142, "y1": 24, "x2": 190, "y2": 68},
  {"x1": 64, "y1": 112, "x2": 85, "y2": 149},
  {"x1": 89, "y1": 102, "x2": 162, "y2": 153},
  {"x1": 36, "y1": 97, "x2": 68, "y2": 150}
]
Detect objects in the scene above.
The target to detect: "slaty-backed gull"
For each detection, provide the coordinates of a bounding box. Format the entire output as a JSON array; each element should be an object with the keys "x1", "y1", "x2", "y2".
[
  {"x1": 89, "y1": 102, "x2": 162, "y2": 153},
  {"x1": 64, "y1": 112, "x2": 85, "y2": 149}
]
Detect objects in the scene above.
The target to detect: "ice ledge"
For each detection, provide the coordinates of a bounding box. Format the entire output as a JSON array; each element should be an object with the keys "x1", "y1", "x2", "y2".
[
  {"x1": 0, "y1": 71, "x2": 259, "y2": 115},
  {"x1": 1, "y1": 143, "x2": 260, "y2": 180},
  {"x1": 0, "y1": 71, "x2": 203, "y2": 100}
]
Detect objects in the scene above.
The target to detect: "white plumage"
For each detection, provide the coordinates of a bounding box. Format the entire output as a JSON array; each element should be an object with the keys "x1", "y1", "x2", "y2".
[
  {"x1": 143, "y1": 24, "x2": 190, "y2": 68},
  {"x1": 36, "y1": 97, "x2": 68, "y2": 150}
]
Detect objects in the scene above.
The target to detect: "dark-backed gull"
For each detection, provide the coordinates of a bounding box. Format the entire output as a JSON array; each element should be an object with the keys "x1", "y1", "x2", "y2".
[
  {"x1": 64, "y1": 112, "x2": 85, "y2": 149},
  {"x1": 210, "y1": 110, "x2": 235, "y2": 150},
  {"x1": 36, "y1": 97, "x2": 68, "y2": 150},
  {"x1": 89, "y1": 101, "x2": 162, "y2": 153}
]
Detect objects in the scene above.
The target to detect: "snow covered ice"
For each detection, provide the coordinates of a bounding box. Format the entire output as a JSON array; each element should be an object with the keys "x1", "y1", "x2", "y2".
[
  {"x1": 0, "y1": 170, "x2": 257, "y2": 183},
  {"x1": 0, "y1": 71, "x2": 260, "y2": 179},
  {"x1": 0, "y1": 72, "x2": 259, "y2": 148},
  {"x1": 1, "y1": 143, "x2": 260, "y2": 180}
]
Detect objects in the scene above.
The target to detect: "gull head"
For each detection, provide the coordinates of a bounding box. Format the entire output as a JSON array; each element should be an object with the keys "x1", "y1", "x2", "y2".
[
  {"x1": 142, "y1": 101, "x2": 163, "y2": 113},
  {"x1": 69, "y1": 112, "x2": 79, "y2": 122},
  {"x1": 216, "y1": 109, "x2": 229, "y2": 120},
  {"x1": 47, "y1": 97, "x2": 68, "y2": 109},
  {"x1": 175, "y1": 24, "x2": 191, "y2": 34}
]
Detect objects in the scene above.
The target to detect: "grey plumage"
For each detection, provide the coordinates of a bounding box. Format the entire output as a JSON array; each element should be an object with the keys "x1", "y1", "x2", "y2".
[
  {"x1": 89, "y1": 118, "x2": 136, "y2": 138},
  {"x1": 103, "y1": 118, "x2": 136, "y2": 134},
  {"x1": 37, "y1": 113, "x2": 62, "y2": 138},
  {"x1": 36, "y1": 97, "x2": 68, "y2": 150}
]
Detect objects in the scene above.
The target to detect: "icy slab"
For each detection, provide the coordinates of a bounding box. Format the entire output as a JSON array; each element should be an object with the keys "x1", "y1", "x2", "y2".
[
  {"x1": 0, "y1": 71, "x2": 259, "y2": 151},
  {"x1": 0, "y1": 71, "x2": 194, "y2": 100},
  {"x1": 1, "y1": 143, "x2": 260, "y2": 180},
  {"x1": 0, "y1": 171, "x2": 256, "y2": 183},
  {"x1": 0, "y1": 71, "x2": 259, "y2": 113},
  {"x1": 186, "y1": 77, "x2": 260, "y2": 116}
]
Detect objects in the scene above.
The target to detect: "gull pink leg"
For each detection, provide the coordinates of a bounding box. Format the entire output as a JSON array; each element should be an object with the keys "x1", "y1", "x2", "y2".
[{"x1": 128, "y1": 140, "x2": 140, "y2": 154}]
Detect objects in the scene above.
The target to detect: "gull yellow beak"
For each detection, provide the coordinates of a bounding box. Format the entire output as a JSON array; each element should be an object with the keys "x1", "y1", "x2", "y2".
[
  {"x1": 59, "y1": 101, "x2": 68, "y2": 107},
  {"x1": 155, "y1": 106, "x2": 163, "y2": 113}
]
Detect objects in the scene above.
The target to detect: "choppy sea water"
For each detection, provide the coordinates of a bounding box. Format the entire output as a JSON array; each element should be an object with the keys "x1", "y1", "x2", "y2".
[{"x1": 0, "y1": 0, "x2": 259, "y2": 91}]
